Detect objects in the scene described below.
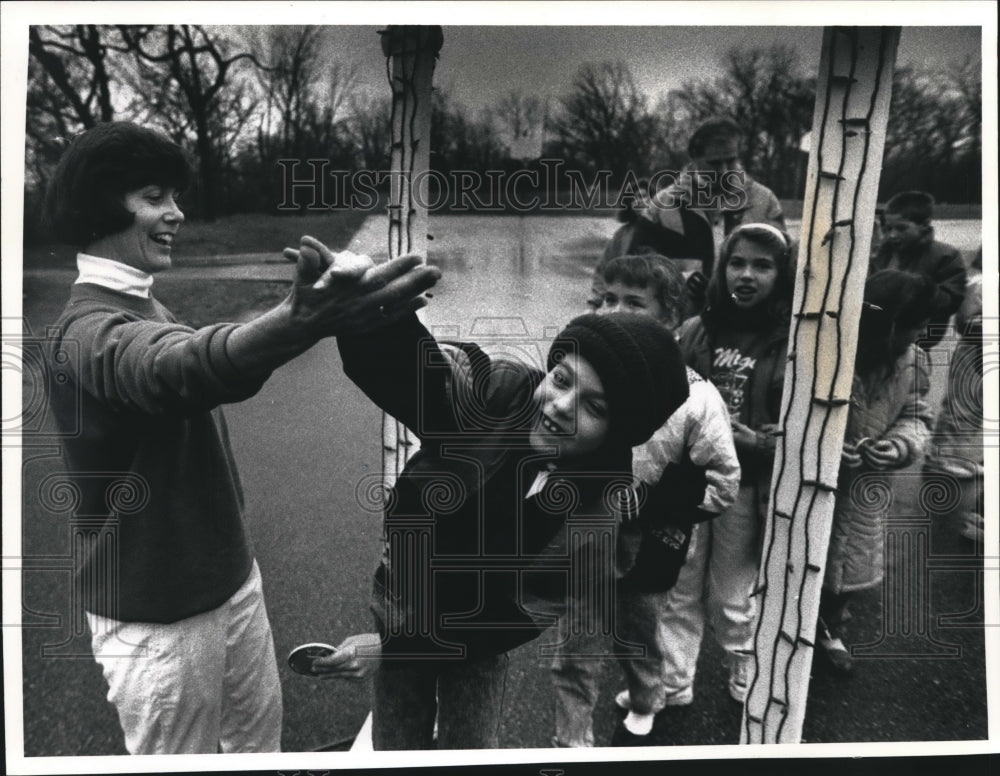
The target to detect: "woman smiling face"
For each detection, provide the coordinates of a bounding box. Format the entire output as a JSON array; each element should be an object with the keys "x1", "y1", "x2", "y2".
[
  {"x1": 529, "y1": 353, "x2": 609, "y2": 459},
  {"x1": 88, "y1": 184, "x2": 185, "y2": 273}
]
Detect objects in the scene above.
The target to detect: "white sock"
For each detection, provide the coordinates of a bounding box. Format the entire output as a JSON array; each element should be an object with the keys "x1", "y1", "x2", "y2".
[{"x1": 623, "y1": 711, "x2": 654, "y2": 736}]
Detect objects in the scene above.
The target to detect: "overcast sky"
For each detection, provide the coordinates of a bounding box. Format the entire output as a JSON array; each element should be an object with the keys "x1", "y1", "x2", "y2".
[{"x1": 313, "y1": 25, "x2": 982, "y2": 113}]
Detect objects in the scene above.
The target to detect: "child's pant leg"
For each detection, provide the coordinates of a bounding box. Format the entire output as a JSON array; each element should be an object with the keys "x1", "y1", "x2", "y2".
[
  {"x1": 436, "y1": 652, "x2": 509, "y2": 749},
  {"x1": 654, "y1": 520, "x2": 710, "y2": 693},
  {"x1": 374, "y1": 653, "x2": 510, "y2": 750},
  {"x1": 613, "y1": 587, "x2": 671, "y2": 713},
  {"x1": 706, "y1": 485, "x2": 761, "y2": 657},
  {"x1": 373, "y1": 660, "x2": 438, "y2": 750},
  {"x1": 550, "y1": 609, "x2": 606, "y2": 747},
  {"x1": 218, "y1": 562, "x2": 283, "y2": 753}
]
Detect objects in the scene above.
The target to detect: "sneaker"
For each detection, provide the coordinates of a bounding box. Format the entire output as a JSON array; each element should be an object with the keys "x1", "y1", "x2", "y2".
[
  {"x1": 610, "y1": 722, "x2": 652, "y2": 747},
  {"x1": 623, "y1": 710, "x2": 655, "y2": 736},
  {"x1": 816, "y1": 634, "x2": 854, "y2": 675},
  {"x1": 728, "y1": 653, "x2": 754, "y2": 703},
  {"x1": 615, "y1": 686, "x2": 693, "y2": 710}
]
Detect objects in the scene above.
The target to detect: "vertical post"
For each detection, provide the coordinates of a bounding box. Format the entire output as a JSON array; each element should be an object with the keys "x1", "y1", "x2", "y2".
[
  {"x1": 743, "y1": 26, "x2": 899, "y2": 745},
  {"x1": 379, "y1": 26, "x2": 443, "y2": 489}
]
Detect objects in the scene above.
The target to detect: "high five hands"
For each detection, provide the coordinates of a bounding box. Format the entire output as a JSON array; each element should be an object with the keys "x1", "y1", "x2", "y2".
[{"x1": 283, "y1": 235, "x2": 440, "y2": 337}]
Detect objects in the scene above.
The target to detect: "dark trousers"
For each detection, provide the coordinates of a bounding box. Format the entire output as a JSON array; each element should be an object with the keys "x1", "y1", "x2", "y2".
[{"x1": 373, "y1": 652, "x2": 510, "y2": 750}]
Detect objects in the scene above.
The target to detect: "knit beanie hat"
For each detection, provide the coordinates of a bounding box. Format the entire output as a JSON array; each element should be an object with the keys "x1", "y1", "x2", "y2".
[{"x1": 547, "y1": 313, "x2": 690, "y2": 448}]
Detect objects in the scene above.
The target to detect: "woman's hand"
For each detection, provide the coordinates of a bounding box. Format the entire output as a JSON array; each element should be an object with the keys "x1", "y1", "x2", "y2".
[{"x1": 308, "y1": 632, "x2": 382, "y2": 680}]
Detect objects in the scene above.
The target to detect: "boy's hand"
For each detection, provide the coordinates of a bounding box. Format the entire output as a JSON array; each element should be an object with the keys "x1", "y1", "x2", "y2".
[
  {"x1": 861, "y1": 438, "x2": 904, "y2": 470},
  {"x1": 308, "y1": 633, "x2": 381, "y2": 680},
  {"x1": 283, "y1": 235, "x2": 374, "y2": 288},
  {"x1": 282, "y1": 236, "x2": 440, "y2": 337}
]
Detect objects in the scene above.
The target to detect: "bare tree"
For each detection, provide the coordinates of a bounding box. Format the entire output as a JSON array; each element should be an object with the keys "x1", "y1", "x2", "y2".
[
  {"x1": 346, "y1": 94, "x2": 391, "y2": 170},
  {"x1": 25, "y1": 25, "x2": 134, "y2": 235},
  {"x1": 27, "y1": 25, "x2": 122, "y2": 129},
  {"x1": 882, "y1": 58, "x2": 981, "y2": 201},
  {"x1": 117, "y1": 25, "x2": 268, "y2": 220},
  {"x1": 431, "y1": 88, "x2": 505, "y2": 173},
  {"x1": 553, "y1": 61, "x2": 657, "y2": 181},
  {"x1": 672, "y1": 45, "x2": 815, "y2": 197},
  {"x1": 488, "y1": 90, "x2": 546, "y2": 158},
  {"x1": 254, "y1": 26, "x2": 324, "y2": 160}
]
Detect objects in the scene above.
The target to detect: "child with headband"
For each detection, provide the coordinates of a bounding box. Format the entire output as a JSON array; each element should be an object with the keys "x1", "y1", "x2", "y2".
[{"x1": 668, "y1": 222, "x2": 795, "y2": 705}]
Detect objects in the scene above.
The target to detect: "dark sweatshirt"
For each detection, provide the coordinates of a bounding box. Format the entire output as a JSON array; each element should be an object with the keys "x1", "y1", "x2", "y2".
[{"x1": 44, "y1": 283, "x2": 269, "y2": 623}]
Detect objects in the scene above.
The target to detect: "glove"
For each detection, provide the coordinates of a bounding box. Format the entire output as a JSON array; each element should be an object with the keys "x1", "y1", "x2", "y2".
[
  {"x1": 641, "y1": 455, "x2": 709, "y2": 531},
  {"x1": 619, "y1": 523, "x2": 692, "y2": 593}
]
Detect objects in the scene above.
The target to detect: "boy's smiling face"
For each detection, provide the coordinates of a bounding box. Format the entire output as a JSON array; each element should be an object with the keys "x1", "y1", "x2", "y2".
[
  {"x1": 93, "y1": 184, "x2": 185, "y2": 272},
  {"x1": 530, "y1": 354, "x2": 609, "y2": 459}
]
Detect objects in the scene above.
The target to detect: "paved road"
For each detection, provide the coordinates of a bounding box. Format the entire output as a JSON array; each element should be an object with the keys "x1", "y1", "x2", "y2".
[{"x1": 17, "y1": 215, "x2": 989, "y2": 758}]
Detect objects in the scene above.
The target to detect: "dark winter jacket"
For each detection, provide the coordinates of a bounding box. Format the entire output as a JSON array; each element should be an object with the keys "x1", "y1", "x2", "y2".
[
  {"x1": 338, "y1": 315, "x2": 686, "y2": 661},
  {"x1": 870, "y1": 233, "x2": 967, "y2": 349}
]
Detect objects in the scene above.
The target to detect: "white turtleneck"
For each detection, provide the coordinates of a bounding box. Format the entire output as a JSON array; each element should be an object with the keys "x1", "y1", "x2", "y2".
[{"x1": 75, "y1": 253, "x2": 154, "y2": 299}]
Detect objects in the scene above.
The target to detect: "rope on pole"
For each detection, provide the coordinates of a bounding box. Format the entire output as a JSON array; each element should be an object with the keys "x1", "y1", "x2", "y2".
[
  {"x1": 379, "y1": 26, "x2": 443, "y2": 490},
  {"x1": 743, "y1": 26, "x2": 900, "y2": 745}
]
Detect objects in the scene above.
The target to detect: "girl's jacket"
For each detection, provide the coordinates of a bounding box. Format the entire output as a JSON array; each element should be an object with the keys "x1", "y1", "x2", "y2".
[
  {"x1": 677, "y1": 314, "x2": 788, "y2": 497},
  {"x1": 825, "y1": 344, "x2": 934, "y2": 593}
]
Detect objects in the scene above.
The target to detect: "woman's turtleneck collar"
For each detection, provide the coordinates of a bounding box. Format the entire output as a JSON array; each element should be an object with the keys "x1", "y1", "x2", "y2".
[{"x1": 75, "y1": 253, "x2": 154, "y2": 299}]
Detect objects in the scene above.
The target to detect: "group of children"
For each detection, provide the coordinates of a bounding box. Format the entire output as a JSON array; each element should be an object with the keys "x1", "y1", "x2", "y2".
[
  {"x1": 551, "y1": 188, "x2": 978, "y2": 741},
  {"x1": 42, "y1": 121, "x2": 979, "y2": 755}
]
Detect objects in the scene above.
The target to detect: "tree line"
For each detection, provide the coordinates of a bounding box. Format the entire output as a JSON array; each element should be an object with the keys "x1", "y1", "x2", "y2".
[{"x1": 25, "y1": 25, "x2": 982, "y2": 239}]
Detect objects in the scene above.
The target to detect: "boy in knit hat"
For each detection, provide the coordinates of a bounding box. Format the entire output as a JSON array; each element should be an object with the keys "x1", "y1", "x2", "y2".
[
  {"x1": 551, "y1": 254, "x2": 741, "y2": 746},
  {"x1": 42, "y1": 122, "x2": 438, "y2": 754},
  {"x1": 870, "y1": 191, "x2": 967, "y2": 350},
  {"x1": 298, "y1": 245, "x2": 690, "y2": 749}
]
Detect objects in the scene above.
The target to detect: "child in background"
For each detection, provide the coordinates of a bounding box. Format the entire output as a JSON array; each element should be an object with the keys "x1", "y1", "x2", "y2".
[
  {"x1": 819, "y1": 270, "x2": 936, "y2": 673},
  {"x1": 595, "y1": 189, "x2": 712, "y2": 321},
  {"x1": 870, "y1": 191, "x2": 967, "y2": 351},
  {"x1": 675, "y1": 222, "x2": 794, "y2": 703},
  {"x1": 550, "y1": 255, "x2": 740, "y2": 746},
  {"x1": 923, "y1": 249, "x2": 984, "y2": 544},
  {"x1": 605, "y1": 255, "x2": 742, "y2": 739}
]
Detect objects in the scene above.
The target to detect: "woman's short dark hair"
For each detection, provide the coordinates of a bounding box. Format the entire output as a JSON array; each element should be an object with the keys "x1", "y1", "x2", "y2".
[{"x1": 44, "y1": 122, "x2": 191, "y2": 247}]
